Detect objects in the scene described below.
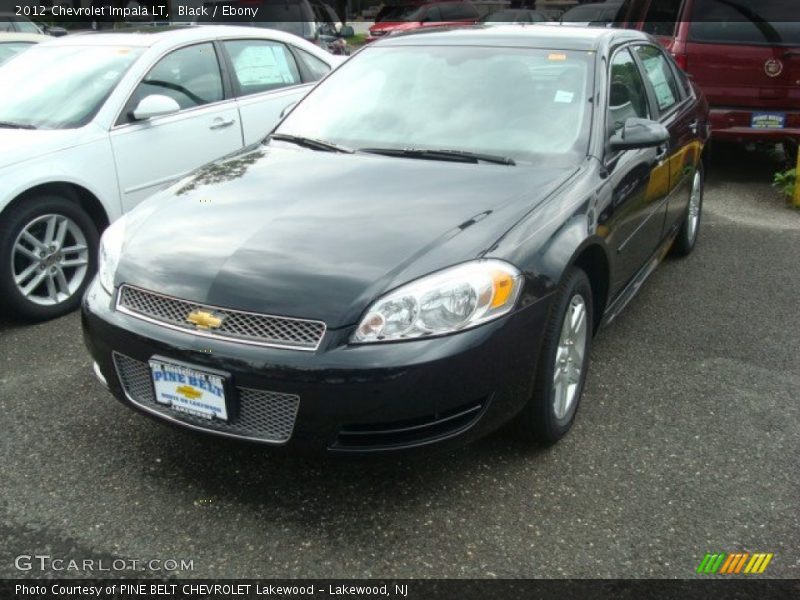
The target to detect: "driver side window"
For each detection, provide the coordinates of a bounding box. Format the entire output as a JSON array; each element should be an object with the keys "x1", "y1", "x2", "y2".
[
  {"x1": 608, "y1": 48, "x2": 649, "y2": 133},
  {"x1": 121, "y1": 43, "x2": 224, "y2": 124}
]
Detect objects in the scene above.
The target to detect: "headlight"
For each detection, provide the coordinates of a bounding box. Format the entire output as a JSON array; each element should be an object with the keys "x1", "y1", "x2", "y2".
[
  {"x1": 97, "y1": 216, "x2": 126, "y2": 294},
  {"x1": 352, "y1": 260, "x2": 522, "y2": 343}
]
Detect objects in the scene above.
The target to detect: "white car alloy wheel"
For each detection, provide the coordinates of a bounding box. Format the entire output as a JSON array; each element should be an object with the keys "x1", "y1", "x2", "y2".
[{"x1": 11, "y1": 213, "x2": 90, "y2": 306}]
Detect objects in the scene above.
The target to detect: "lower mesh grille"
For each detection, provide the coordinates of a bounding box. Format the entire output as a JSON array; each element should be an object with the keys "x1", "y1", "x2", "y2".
[{"x1": 113, "y1": 353, "x2": 299, "y2": 444}]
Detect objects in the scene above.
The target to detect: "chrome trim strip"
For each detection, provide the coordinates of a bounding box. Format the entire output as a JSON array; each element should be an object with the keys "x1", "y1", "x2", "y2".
[
  {"x1": 115, "y1": 284, "x2": 327, "y2": 352},
  {"x1": 92, "y1": 361, "x2": 108, "y2": 387},
  {"x1": 111, "y1": 352, "x2": 293, "y2": 445}
]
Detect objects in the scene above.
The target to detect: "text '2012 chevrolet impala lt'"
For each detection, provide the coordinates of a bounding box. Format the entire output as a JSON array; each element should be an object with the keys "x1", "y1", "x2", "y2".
[{"x1": 82, "y1": 26, "x2": 709, "y2": 453}]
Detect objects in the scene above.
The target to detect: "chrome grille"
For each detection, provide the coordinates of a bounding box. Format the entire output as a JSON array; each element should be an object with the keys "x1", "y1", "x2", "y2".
[
  {"x1": 113, "y1": 353, "x2": 299, "y2": 444},
  {"x1": 117, "y1": 285, "x2": 326, "y2": 350}
]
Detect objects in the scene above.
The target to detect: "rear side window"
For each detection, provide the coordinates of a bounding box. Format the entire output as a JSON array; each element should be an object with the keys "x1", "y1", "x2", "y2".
[
  {"x1": 295, "y1": 48, "x2": 331, "y2": 82},
  {"x1": 608, "y1": 49, "x2": 650, "y2": 132},
  {"x1": 689, "y1": 0, "x2": 800, "y2": 46},
  {"x1": 634, "y1": 45, "x2": 681, "y2": 114},
  {"x1": 224, "y1": 40, "x2": 302, "y2": 96},
  {"x1": 641, "y1": 0, "x2": 681, "y2": 37}
]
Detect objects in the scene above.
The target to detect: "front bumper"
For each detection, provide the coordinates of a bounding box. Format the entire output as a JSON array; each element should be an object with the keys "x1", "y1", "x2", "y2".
[
  {"x1": 82, "y1": 279, "x2": 552, "y2": 454},
  {"x1": 710, "y1": 108, "x2": 800, "y2": 142}
]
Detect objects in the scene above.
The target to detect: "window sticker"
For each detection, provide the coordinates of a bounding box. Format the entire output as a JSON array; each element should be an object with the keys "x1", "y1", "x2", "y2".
[
  {"x1": 233, "y1": 45, "x2": 295, "y2": 86},
  {"x1": 642, "y1": 56, "x2": 676, "y2": 110}
]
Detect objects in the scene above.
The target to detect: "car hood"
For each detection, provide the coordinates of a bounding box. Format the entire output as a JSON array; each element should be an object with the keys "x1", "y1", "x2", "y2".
[
  {"x1": 117, "y1": 146, "x2": 574, "y2": 329},
  {"x1": 0, "y1": 128, "x2": 87, "y2": 168}
]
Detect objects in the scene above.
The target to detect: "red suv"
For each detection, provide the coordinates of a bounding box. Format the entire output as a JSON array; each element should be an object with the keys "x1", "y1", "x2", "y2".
[
  {"x1": 623, "y1": 0, "x2": 800, "y2": 146},
  {"x1": 368, "y1": 1, "x2": 480, "y2": 41}
]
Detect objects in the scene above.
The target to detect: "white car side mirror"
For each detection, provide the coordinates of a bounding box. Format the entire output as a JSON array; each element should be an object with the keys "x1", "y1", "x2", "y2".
[{"x1": 132, "y1": 95, "x2": 181, "y2": 121}]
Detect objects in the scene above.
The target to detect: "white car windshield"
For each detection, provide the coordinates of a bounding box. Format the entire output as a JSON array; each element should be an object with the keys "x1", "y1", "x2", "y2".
[
  {"x1": 277, "y1": 45, "x2": 594, "y2": 165},
  {"x1": 0, "y1": 45, "x2": 143, "y2": 129}
]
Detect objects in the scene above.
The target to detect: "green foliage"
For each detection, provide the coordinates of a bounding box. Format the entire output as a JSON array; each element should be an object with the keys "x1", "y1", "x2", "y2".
[{"x1": 772, "y1": 167, "x2": 797, "y2": 198}]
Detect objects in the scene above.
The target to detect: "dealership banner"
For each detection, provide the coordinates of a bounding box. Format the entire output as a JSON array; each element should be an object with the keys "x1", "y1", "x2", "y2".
[
  {"x1": 3, "y1": 0, "x2": 800, "y2": 24},
  {"x1": 3, "y1": 580, "x2": 799, "y2": 600}
]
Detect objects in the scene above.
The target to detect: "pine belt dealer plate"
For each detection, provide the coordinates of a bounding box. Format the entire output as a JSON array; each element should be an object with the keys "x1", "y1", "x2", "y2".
[
  {"x1": 751, "y1": 112, "x2": 786, "y2": 129},
  {"x1": 149, "y1": 358, "x2": 230, "y2": 421}
]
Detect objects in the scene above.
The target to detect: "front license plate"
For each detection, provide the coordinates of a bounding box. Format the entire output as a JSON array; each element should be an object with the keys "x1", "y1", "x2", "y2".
[
  {"x1": 149, "y1": 359, "x2": 229, "y2": 421},
  {"x1": 751, "y1": 112, "x2": 785, "y2": 129}
]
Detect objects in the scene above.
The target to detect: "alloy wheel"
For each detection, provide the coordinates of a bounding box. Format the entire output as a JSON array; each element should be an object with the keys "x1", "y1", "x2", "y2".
[
  {"x1": 686, "y1": 169, "x2": 702, "y2": 245},
  {"x1": 553, "y1": 294, "x2": 588, "y2": 420},
  {"x1": 11, "y1": 213, "x2": 90, "y2": 306}
]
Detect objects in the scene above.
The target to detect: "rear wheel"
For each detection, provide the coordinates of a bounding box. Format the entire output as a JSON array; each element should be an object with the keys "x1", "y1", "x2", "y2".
[
  {"x1": 0, "y1": 196, "x2": 98, "y2": 321},
  {"x1": 671, "y1": 161, "x2": 704, "y2": 258},
  {"x1": 517, "y1": 267, "x2": 593, "y2": 444}
]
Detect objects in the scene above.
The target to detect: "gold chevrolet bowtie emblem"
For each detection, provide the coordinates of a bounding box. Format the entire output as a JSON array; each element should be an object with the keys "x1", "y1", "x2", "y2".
[
  {"x1": 175, "y1": 385, "x2": 203, "y2": 400},
  {"x1": 186, "y1": 309, "x2": 223, "y2": 330}
]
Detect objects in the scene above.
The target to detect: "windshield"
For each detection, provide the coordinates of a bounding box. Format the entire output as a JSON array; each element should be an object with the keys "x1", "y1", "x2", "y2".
[
  {"x1": 0, "y1": 45, "x2": 142, "y2": 129},
  {"x1": 689, "y1": 0, "x2": 800, "y2": 46},
  {"x1": 0, "y1": 42, "x2": 35, "y2": 64},
  {"x1": 277, "y1": 46, "x2": 593, "y2": 165}
]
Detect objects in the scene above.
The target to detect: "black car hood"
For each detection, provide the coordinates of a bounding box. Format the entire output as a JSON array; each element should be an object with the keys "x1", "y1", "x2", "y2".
[{"x1": 117, "y1": 146, "x2": 574, "y2": 329}]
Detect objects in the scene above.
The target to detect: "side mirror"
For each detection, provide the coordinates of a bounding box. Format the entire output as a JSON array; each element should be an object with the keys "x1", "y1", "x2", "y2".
[
  {"x1": 609, "y1": 118, "x2": 669, "y2": 152},
  {"x1": 279, "y1": 102, "x2": 297, "y2": 120},
  {"x1": 339, "y1": 25, "x2": 354, "y2": 38},
  {"x1": 131, "y1": 95, "x2": 181, "y2": 121}
]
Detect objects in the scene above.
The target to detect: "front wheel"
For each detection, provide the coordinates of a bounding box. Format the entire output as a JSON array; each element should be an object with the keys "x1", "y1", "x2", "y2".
[
  {"x1": 0, "y1": 196, "x2": 99, "y2": 321},
  {"x1": 517, "y1": 267, "x2": 593, "y2": 444}
]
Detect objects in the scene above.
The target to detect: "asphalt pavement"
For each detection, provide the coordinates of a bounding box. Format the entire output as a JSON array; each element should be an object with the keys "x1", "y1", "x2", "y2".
[{"x1": 1, "y1": 144, "x2": 798, "y2": 579}]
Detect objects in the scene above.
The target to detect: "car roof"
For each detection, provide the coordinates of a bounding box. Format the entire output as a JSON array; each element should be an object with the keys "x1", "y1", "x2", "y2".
[
  {"x1": 378, "y1": 24, "x2": 647, "y2": 51},
  {"x1": 39, "y1": 24, "x2": 310, "y2": 49}
]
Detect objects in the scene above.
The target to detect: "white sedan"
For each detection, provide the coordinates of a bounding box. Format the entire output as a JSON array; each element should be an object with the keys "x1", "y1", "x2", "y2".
[{"x1": 0, "y1": 25, "x2": 339, "y2": 320}]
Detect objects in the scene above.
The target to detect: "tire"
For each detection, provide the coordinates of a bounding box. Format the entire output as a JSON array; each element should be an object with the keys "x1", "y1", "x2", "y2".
[
  {"x1": 517, "y1": 267, "x2": 593, "y2": 444},
  {"x1": 670, "y1": 161, "x2": 704, "y2": 258},
  {"x1": 0, "y1": 195, "x2": 99, "y2": 321}
]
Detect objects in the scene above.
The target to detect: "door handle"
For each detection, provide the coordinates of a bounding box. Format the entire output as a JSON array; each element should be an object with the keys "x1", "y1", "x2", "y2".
[
  {"x1": 655, "y1": 144, "x2": 669, "y2": 163},
  {"x1": 688, "y1": 119, "x2": 699, "y2": 135},
  {"x1": 210, "y1": 118, "x2": 236, "y2": 130}
]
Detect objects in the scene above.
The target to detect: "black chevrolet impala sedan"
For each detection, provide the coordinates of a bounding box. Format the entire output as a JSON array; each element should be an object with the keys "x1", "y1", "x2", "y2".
[{"x1": 82, "y1": 26, "x2": 709, "y2": 453}]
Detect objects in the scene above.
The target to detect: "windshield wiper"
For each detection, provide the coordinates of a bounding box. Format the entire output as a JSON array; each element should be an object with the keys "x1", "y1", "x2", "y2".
[
  {"x1": 268, "y1": 133, "x2": 353, "y2": 154},
  {"x1": 359, "y1": 147, "x2": 515, "y2": 166},
  {"x1": 0, "y1": 121, "x2": 37, "y2": 130}
]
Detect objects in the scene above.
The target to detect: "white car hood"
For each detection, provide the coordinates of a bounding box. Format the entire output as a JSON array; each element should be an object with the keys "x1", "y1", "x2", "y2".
[{"x1": 0, "y1": 128, "x2": 91, "y2": 169}]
